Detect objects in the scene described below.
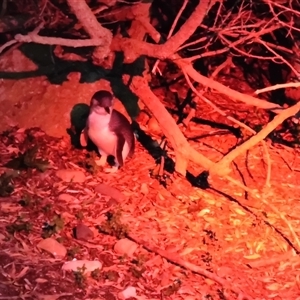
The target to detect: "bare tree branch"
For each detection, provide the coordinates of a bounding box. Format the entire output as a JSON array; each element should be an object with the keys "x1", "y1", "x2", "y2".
[
  {"x1": 213, "y1": 101, "x2": 300, "y2": 176},
  {"x1": 66, "y1": 0, "x2": 112, "y2": 59},
  {"x1": 14, "y1": 34, "x2": 105, "y2": 48}
]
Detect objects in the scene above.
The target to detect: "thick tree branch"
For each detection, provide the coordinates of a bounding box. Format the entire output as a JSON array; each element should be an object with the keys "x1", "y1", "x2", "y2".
[
  {"x1": 130, "y1": 76, "x2": 199, "y2": 175},
  {"x1": 111, "y1": 0, "x2": 215, "y2": 60},
  {"x1": 212, "y1": 101, "x2": 300, "y2": 175},
  {"x1": 176, "y1": 59, "x2": 283, "y2": 112},
  {"x1": 165, "y1": 0, "x2": 216, "y2": 57},
  {"x1": 66, "y1": 0, "x2": 112, "y2": 59}
]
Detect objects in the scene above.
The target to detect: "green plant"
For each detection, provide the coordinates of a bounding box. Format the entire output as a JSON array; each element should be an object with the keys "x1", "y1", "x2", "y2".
[
  {"x1": 42, "y1": 214, "x2": 65, "y2": 238},
  {"x1": 5, "y1": 146, "x2": 49, "y2": 172},
  {"x1": 67, "y1": 246, "x2": 81, "y2": 259},
  {"x1": 161, "y1": 280, "x2": 181, "y2": 296},
  {"x1": 19, "y1": 193, "x2": 41, "y2": 208},
  {"x1": 91, "y1": 268, "x2": 101, "y2": 280},
  {"x1": 97, "y1": 210, "x2": 129, "y2": 239},
  {"x1": 75, "y1": 211, "x2": 84, "y2": 220},
  {"x1": 102, "y1": 270, "x2": 119, "y2": 281},
  {"x1": 74, "y1": 265, "x2": 87, "y2": 288},
  {"x1": 0, "y1": 171, "x2": 16, "y2": 197},
  {"x1": 6, "y1": 221, "x2": 32, "y2": 234}
]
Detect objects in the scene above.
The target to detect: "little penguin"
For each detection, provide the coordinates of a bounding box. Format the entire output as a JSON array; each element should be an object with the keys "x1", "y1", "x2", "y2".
[{"x1": 81, "y1": 90, "x2": 135, "y2": 172}]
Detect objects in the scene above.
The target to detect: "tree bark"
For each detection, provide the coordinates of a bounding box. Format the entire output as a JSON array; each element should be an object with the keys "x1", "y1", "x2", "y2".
[{"x1": 66, "y1": 0, "x2": 112, "y2": 59}]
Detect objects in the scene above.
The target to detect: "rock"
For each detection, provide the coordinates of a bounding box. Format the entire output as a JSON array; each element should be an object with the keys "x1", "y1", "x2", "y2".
[
  {"x1": 107, "y1": 198, "x2": 119, "y2": 207},
  {"x1": 0, "y1": 202, "x2": 22, "y2": 213},
  {"x1": 55, "y1": 169, "x2": 86, "y2": 183},
  {"x1": 136, "y1": 110, "x2": 150, "y2": 126},
  {"x1": 37, "y1": 238, "x2": 67, "y2": 259},
  {"x1": 62, "y1": 260, "x2": 102, "y2": 273},
  {"x1": 95, "y1": 184, "x2": 125, "y2": 202},
  {"x1": 140, "y1": 183, "x2": 149, "y2": 195},
  {"x1": 58, "y1": 193, "x2": 78, "y2": 203},
  {"x1": 147, "y1": 117, "x2": 161, "y2": 134},
  {"x1": 0, "y1": 233, "x2": 6, "y2": 243},
  {"x1": 114, "y1": 238, "x2": 138, "y2": 257},
  {"x1": 74, "y1": 224, "x2": 94, "y2": 241},
  {"x1": 118, "y1": 286, "x2": 137, "y2": 300}
]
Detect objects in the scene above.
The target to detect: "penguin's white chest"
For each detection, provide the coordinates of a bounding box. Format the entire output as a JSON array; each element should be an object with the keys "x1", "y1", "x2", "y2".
[{"x1": 87, "y1": 112, "x2": 117, "y2": 156}]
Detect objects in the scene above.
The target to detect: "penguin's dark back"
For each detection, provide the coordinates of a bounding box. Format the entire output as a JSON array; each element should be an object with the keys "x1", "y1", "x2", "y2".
[{"x1": 109, "y1": 110, "x2": 135, "y2": 157}]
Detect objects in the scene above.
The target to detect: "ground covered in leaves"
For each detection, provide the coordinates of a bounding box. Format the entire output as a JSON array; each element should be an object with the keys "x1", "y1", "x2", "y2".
[{"x1": 0, "y1": 111, "x2": 300, "y2": 300}]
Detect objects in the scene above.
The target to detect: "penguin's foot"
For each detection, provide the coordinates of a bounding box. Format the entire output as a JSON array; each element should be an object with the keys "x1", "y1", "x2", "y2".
[
  {"x1": 103, "y1": 162, "x2": 120, "y2": 173},
  {"x1": 95, "y1": 155, "x2": 107, "y2": 166},
  {"x1": 103, "y1": 165, "x2": 119, "y2": 173}
]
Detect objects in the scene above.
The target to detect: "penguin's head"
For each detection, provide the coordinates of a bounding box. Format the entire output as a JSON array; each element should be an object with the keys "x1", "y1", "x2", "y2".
[{"x1": 90, "y1": 90, "x2": 114, "y2": 115}]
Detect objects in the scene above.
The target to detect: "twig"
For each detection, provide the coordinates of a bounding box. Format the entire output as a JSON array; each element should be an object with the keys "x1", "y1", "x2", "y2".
[
  {"x1": 39, "y1": 0, "x2": 48, "y2": 17},
  {"x1": 131, "y1": 75, "x2": 263, "y2": 206},
  {"x1": 186, "y1": 24, "x2": 282, "y2": 62},
  {"x1": 152, "y1": 0, "x2": 188, "y2": 74},
  {"x1": 1, "y1": 23, "x2": 44, "y2": 54},
  {"x1": 255, "y1": 82, "x2": 300, "y2": 95},
  {"x1": 256, "y1": 38, "x2": 300, "y2": 76},
  {"x1": 0, "y1": 40, "x2": 18, "y2": 54},
  {"x1": 159, "y1": 155, "x2": 165, "y2": 177},
  {"x1": 247, "y1": 249, "x2": 298, "y2": 268},
  {"x1": 128, "y1": 233, "x2": 254, "y2": 300},
  {"x1": 169, "y1": 0, "x2": 189, "y2": 39},
  {"x1": 0, "y1": 0, "x2": 7, "y2": 17},
  {"x1": 267, "y1": 1, "x2": 300, "y2": 34},
  {"x1": 183, "y1": 71, "x2": 272, "y2": 187},
  {"x1": 182, "y1": 107, "x2": 196, "y2": 128},
  {"x1": 213, "y1": 101, "x2": 300, "y2": 175},
  {"x1": 210, "y1": 55, "x2": 233, "y2": 79},
  {"x1": 261, "y1": 197, "x2": 300, "y2": 251},
  {"x1": 66, "y1": 0, "x2": 112, "y2": 59},
  {"x1": 10, "y1": 2, "x2": 110, "y2": 56},
  {"x1": 165, "y1": 0, "x2": 213, "y2": 56},
  {"x1": 15, "y1": 33, "x2": 106, "y2": 48},
  {"x1": 176, "y1": 59, "x2": 283, "y2": 113}
]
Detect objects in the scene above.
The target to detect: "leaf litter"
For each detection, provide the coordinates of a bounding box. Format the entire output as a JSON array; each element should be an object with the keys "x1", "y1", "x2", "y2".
[{"x1": 0, "y1": 126, "x2": 300, "y2": 300}]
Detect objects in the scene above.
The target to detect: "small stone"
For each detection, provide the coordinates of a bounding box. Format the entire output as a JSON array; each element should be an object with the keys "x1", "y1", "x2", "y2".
[
  {"x1": 58, "y1": 193, "x2": 78, "y2": 203},
  {"x1": 136, "y1": 110, "x2": 150, "y2": 126},
  {"x1": 95, "y1": 183, "x2": 125, "y2": 201},
  {"x1": 74, "y1": 224, "x2": 94, "y2": 241},
  {"x1": 0, "y1": 233, "x2": 6, "y2": 243},
  {"x1": 140, "y1": 183, "x2": 149, "y2": 195},
  {"x1": 118, "y1": 286, "x2": 137, "y2": 300},
  {"x1": 114, "y1": 238, "x2": 138, "y2": 257},
  {"x1": 217, "y1": 266, "x2": 232, "y2": 278},
  {"x1": 56, "y1": 169, "x2": 86, "y2": 183},
  {"x1": 107, "y1": 198, "x2": 119, "y2": 207},
  {"x1": 147, "y1": 117, "x2": 161, "y2": 134},
  {"x1": 62, "y1": 260, "x2": 102, "y2": 273},
  {"x1": 37, "y1": 238, "x2": 67, "y2": 259}
]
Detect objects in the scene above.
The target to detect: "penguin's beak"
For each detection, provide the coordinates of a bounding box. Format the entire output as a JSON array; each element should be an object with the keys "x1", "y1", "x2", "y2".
[{"x1": 104, "y1": 107, "x2": 110, "y2": 114}]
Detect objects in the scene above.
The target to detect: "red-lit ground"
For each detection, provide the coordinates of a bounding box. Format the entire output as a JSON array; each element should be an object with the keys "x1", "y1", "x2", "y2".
[
  {"x1": 0, "y1": 51, "x2": 300, "y2": 299},
  {"x1": 0, "y1": 96, "x2": 300, "y2": 300}
]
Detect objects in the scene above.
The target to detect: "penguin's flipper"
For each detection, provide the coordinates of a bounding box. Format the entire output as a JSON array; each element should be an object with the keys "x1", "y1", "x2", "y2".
[
  {"x1": 80, "y1": 127, "x2": 89, "y2": 147},
  {"x1": 115, "y1": 134, "x2": 125, "y2": 167}
]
